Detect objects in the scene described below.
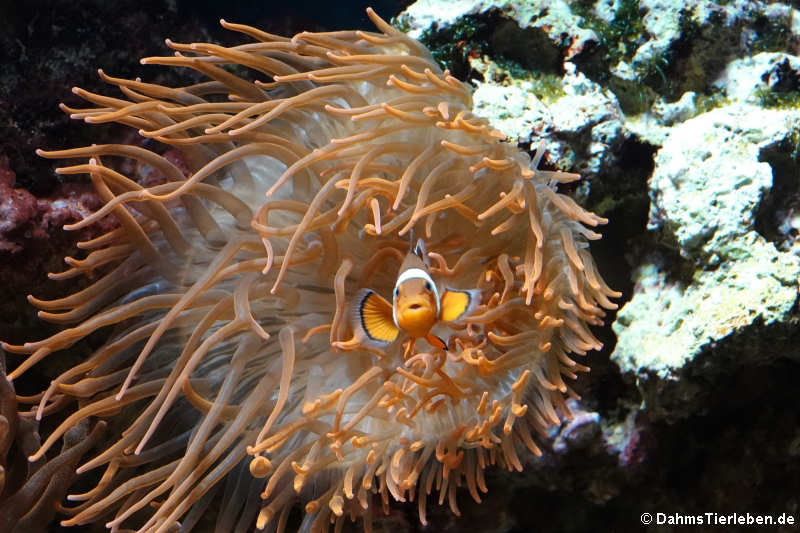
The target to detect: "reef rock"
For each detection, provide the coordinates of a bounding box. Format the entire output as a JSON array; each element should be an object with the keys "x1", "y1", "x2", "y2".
[{"x1": 401, "y1": 0, "x2": 800, "y2": 530}]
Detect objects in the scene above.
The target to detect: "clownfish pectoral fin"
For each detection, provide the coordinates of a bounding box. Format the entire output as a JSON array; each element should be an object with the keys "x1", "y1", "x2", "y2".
[
  {"x1": 352, "y1": 289, "x2": 399, "y2": 347},
  {"x1": 439, "y1": 288, "x2": 481, "y2": 323},
  {"x1": 425, "y1": 333, "x2": 447, "y2": 350}
]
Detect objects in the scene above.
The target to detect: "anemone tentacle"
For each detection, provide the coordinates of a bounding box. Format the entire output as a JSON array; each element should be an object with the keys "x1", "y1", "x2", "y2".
[{"x1": 4, "y1": 8, "x2": 619, "y2": 532}]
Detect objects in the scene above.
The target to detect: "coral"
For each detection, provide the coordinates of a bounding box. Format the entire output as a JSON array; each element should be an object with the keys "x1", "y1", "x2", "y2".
[{"x1": 0, "y1": 158, "x2": 108, "y2": 257}]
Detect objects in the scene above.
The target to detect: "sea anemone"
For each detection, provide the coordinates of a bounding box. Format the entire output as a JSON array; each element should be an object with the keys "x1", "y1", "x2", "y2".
[
  {"x1": 2, "y1": 8, "x2": 619, "y2": 532},
  {"x1": 0, "y1": 355, "x2": 107, "y2": 532}
]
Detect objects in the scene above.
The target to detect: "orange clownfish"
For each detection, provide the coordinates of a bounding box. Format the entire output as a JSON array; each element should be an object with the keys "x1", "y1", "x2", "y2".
[{"x1": 350, "y1": 242, "x2": 479, "y2": 353}]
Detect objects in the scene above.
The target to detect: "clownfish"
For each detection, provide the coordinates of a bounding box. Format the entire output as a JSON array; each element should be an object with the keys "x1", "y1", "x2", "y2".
[{"x1": 349, "y1": 241, "x2": 480, "y2": 352}]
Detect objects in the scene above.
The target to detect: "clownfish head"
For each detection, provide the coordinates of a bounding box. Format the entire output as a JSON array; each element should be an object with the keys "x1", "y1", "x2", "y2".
[{"x1": 392, "y1": 267, "x2": 440, "y2": 340}]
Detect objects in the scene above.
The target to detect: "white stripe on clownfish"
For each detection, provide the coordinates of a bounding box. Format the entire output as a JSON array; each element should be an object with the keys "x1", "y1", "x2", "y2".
[{"x1": 392, "y1": 267, "x2": 440, "y2": 327}]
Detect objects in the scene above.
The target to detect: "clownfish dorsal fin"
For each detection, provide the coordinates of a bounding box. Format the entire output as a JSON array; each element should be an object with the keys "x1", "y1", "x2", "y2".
[
  {"x1": 398, "y1": 238, "x2": 429, "y2": 273},
  {"x1": 439, "y1": 288, "x2": 481, "y2": 323},
  {"x1": 399, "y1": 245, "x2": 427, "y2": 273},
  {"x1": 413, "y1": 238, "x2": 427, "y2": 265},
  {"x1": 351, "y1": 289, "x2": 399, "y2": 347}
]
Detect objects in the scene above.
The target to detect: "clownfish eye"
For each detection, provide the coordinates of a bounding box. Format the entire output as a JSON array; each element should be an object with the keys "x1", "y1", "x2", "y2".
[
  {"x1": 393, "y1": 287, "x2": 399, "y2": 299},
  {"x1": 424, "y1": 281, "x2": 432, "y2": 291}
]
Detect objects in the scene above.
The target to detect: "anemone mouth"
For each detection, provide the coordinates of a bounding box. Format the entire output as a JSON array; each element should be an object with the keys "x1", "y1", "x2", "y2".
[{"x1": 2, "y1": 7, "x2": 619, "y2": 533}]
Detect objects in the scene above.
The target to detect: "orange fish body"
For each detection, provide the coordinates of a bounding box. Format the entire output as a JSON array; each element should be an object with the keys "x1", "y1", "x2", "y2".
[{"x1": 349, "y1": 242, "x2": 479, "y2": 352}]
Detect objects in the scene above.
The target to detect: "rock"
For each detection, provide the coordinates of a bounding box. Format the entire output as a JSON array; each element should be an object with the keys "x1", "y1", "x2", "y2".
[
  {"x1": 613, "y1": 238, "x2": 799, "y2": 377},
  {"x1": 717, "y1": 52, "x2": 800, "y2": 104},
  {"x1": 400, "y1": 0, "x2": 800, "y2": 528},
  {"x1": 403, "y1": 0, "x2": 597, "y2": 60},
  {"x1": 650, "y1": 90, "x2": 696, "y2": 125},
  {"x1": 647, "y1": 104, "x2": 798, "y2": 263},
  {"x1": 613, "y1": 47, "x2": 800, "y2": 422}
]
